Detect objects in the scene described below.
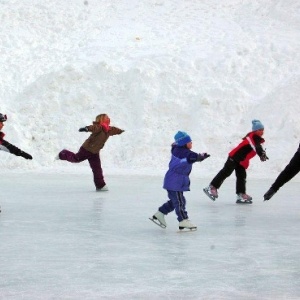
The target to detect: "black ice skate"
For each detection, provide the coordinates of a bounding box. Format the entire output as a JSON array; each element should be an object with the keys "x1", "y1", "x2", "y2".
[{"x1": 264, "y1": 188, "x2": 276, "y2": 201}]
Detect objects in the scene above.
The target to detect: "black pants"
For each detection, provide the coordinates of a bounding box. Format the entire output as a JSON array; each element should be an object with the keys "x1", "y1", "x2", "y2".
[
  {"x1": 211, "y1": 157, "x2": 247, "y2": 194},
  {"x1": 271, "y1": 151, "x2": 300, "y2": 192}
]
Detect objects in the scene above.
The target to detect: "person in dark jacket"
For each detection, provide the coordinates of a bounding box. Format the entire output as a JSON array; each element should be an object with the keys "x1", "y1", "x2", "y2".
[
  {"x1": 0, "y1": 113, "x2": 33, "y2": 160},
  {"x1": 57, "y1": 113, "x2": 124, "y2": 191},
  {"x1": 0, "y1": 113, "x2": 33, "y2": 213},
  {"x1": 264, "y1": 143, "x2": 300, "y2": 201},
  {"x1": 150, "y1": 131, "x2": 210, "y2": 231},
  {"x1": 203, "y1": 119, "x2": 268, "y2": 204}
]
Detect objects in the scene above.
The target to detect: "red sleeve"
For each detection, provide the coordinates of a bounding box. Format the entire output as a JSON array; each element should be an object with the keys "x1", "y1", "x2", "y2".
[{"x1": 0, "y1": 132, "x2": 5, "y2": 144}]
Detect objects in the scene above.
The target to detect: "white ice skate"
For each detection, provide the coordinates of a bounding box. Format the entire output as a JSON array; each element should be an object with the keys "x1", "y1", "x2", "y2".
[
  {"x1": 203, "y1": 185, "x2": 218, "y2": 201},
  {"x1": 96, "y1": 185, "x2": 109, "y2": 192},
  {"x1": 236, "y1": 193, "x2": 252, "y2": 204},
  {"x1": 149, "y1": 211, "x2": 167, "y2": 228},
  {"x1": 178, "y1": 219, "x2": 197, "y2": 231}
]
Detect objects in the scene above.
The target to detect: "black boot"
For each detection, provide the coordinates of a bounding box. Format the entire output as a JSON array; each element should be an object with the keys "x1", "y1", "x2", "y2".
[{"x1": 264, "y1": 188, "x2": 276, "y2": 201}]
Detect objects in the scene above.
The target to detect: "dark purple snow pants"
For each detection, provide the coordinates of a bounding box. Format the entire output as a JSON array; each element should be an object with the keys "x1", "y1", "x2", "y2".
[{"x1": 59, "y1": 147, "x2": 105, "y2": 189}]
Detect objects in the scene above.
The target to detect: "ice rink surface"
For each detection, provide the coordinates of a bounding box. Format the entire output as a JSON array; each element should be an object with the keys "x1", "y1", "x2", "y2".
[{"x1": 0, "y1": 173, "x2": 299, "y2": 300}]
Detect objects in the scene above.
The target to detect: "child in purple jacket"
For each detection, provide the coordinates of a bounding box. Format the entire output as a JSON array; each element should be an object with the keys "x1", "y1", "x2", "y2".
[{"x1": 150, "y1": 131, "x2": 210, "y2": 231}]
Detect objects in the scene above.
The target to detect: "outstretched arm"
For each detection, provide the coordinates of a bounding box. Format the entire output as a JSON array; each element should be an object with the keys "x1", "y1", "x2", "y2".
[
  {"x1": 253, "y1": 135, "x2": 268, "y2": 161},
  {"x1": 108, "y1": 126, "x2": 125, "y2": 136},
  {"x1": 186, "y1": 151, "x2": 210, "y2": 163},
  {"x1": 0, "y1": 140, "x2": 33, "y2": 159}
]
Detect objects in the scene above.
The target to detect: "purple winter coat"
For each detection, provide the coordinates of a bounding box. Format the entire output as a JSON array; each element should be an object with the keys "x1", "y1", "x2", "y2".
[{"x1": 163, "y1": 144, "x2": 201, "y2": 192}]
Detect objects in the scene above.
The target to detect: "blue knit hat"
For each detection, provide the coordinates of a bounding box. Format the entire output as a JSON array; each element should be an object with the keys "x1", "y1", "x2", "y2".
[
  {"x1": 174, "y1": 131, "x2": 192, "y2": 146},
  {"x1": 252, "y1": 119, "x2": 264, "y2": 131}
]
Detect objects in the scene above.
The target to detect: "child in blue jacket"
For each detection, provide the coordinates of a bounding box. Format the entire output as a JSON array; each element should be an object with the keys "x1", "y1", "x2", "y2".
[{"x1": 151, "y1": 131, "x2": 210, "y2": 230}]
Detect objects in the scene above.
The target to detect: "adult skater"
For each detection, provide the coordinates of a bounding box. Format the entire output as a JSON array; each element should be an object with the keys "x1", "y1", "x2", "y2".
[
  {"x1": 264, "y1": 143, "x2": 300, "y2": 201},
  {"x1": 203, "y1": 119, "x2": 268, "y2": 204}
]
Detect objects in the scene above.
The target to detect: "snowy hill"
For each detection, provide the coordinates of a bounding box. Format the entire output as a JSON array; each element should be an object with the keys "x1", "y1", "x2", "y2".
[{"x1": 1, "y1": 0, "x2": 299, "y2": 179}]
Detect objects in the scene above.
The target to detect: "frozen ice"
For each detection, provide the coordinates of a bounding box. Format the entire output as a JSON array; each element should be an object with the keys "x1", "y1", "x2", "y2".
[{"x1": 0, "y1": 172, "x2": 299, "y2": 299}]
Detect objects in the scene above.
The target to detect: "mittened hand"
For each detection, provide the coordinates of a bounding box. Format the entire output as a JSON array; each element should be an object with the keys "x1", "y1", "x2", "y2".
[
  {"x1": 20, "y1": 151, "x2": 33, "y2": 160},
  {"x1": 198, "y1": 153, "x2": 210, "y2": 161},
  {"x1": 79, "y1": 127, "x2": 89, "y2": 132},
  {"x1": 202, "y1": 153, "x2": 210, "y2": 159},
  {"x1": 260, "y1": 151, "x2": 269, "y2": 162}
]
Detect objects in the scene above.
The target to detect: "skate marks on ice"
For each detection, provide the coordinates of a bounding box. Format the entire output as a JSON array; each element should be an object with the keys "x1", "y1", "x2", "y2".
[{"x1": 1, "y1": 174, "x2": 300, "y2": 299}]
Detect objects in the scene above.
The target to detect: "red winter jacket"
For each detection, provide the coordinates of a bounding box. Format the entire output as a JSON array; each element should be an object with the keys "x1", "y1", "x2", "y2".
[{"x1": 229, "y1": 132, "x2": 265, "y2": 169}]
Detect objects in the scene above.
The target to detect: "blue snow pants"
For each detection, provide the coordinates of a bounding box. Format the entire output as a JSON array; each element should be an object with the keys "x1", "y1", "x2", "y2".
[{"x1": 158, "y1": 190, "x2": 188, "y2": 222}]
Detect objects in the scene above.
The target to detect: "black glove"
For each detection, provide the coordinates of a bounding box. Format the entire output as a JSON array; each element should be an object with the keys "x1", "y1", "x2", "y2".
[
  {"x1": 198, "y1": 153, "x2": 210, "y2": 161},
  {"x1": 79, "y1": 126, "x2": 89, "y2": 132},
  {"x1": 260, "y1": 151, "x2": 269, "y2": 162},
  {"x1": 19, "y1": 151, "x2": 33, "y2": 160}
]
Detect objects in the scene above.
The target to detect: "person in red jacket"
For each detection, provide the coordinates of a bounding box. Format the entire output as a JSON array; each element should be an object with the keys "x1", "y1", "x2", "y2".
[
  {"x1": 203, "y1": 119, "x2": 268, "y2": 204},
  {"x1": 0, "y1": 113, "x2": 33, "y2": 213}
]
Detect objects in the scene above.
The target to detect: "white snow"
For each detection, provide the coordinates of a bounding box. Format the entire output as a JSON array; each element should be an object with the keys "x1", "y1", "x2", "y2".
[
  {"x1": 0, "y1": 0, "x2": 299, "y2": 179},
  {"x1": 1, "y1": 1, "x2": 300, "y2": 299}
]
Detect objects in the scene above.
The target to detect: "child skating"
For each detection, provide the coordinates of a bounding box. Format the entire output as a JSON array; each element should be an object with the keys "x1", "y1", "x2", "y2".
[
  {"x1": 203, "y1": 119, "x2": 268, "y2": 204},
  {"x1": 150, "y1": 131, "x2": 210, "y2": 231},
  {"x1": 0, "y1": 113, "x2": 33, "y2": 213},
  {"x1": 0, "y1": 113, "x2": 33, "y2": 160},
  {"x1": 57, "y1": 113, "x2": 124, "y2": 191}
]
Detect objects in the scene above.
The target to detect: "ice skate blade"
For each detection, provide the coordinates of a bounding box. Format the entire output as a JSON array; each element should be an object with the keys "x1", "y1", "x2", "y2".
[
  {"x1": 177, "y1": 227, "x2": 197, "y2": 232},
  {"x1": 236, "y1": 200, "x2": 252, "y2": 204},
  {"x1": 149, "y1": 217, "x2": 166, "y2": 229},
  {"x1": 203, "y1": 188, "x2": 216, "y2": 201},
  {"x1": 96, "y1": 185, "x2": 109, "y2": 192}
]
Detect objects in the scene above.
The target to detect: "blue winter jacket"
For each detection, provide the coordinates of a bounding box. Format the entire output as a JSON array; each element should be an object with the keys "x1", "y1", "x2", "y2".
[{"x1": 163, "y1": 144, "x2": 201, "y2": 192}]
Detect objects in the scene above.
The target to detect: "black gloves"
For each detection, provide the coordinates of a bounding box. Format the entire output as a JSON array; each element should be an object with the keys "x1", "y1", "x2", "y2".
[
  {"x1": 19, "y1": 151, "x2": 33, "y2": 160},
  {"x1": 1, "y1": 140, "x2": 32, "y2": 159},
  {"x1": 198, "y1": 153, "x2": 210, "y2": 161},
  {"x1": 15, "y1": 149, "x2": 32, "y2": 160},
  {"x1": 79, "y1": 126, "x2": 89, "y2": 132},
  {"x1": 260, "y1": 151, "x2": 269, "y2": 162}
]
